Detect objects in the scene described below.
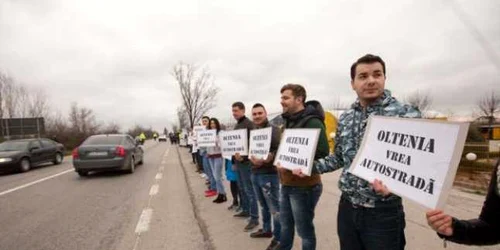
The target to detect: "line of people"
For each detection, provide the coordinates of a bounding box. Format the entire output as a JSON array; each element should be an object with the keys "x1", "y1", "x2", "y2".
[{"x1": 188, "y1": 54, "x2": 499, "y2": 250}]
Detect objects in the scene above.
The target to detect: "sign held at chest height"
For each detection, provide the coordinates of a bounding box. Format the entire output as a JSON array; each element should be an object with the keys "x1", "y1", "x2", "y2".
[
  {"x1": 220, "y1": 129, "x2": 248, "y2": 158},
  {"x1": 274, "y1": 128, "x2": 320, "y2": 176},
  {"x1": 196, "y1": 129, "x2": 217, "y2": 147},
  {"x1": 348, "y1": 116, "x2": 469, "y2": 209},
  {"x1": 249, "y1": 127, "x2": 273, "y2": 159}
]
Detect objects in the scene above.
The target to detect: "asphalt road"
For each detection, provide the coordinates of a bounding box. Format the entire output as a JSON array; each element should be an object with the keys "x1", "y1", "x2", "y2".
[
  {"x1": 1, "y1": 140, "x2": 497, "y2": 250},
  {"x1": 0, "y1": 141, "x2": 203, "y2": 250}
]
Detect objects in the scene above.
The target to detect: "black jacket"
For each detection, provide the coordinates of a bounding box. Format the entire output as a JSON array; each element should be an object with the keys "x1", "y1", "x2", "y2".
[
  {"x1": 441, "y1": 159, "x2": 500, "y2": 245},
  {"x1": 251, "y1": 119, "x2": 280, "y2": 175},
  {"x1": 232, "y1": 116, "x2": 254, "y2": 164}
]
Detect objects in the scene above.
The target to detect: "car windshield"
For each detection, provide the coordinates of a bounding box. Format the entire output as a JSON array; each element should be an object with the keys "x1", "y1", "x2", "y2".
[
  {"x1": 0, "y1": 141, "x2": 29, "y2": 151},
  {"x1": 82, "y1": 136, "x2": 123, "y2": 145}
]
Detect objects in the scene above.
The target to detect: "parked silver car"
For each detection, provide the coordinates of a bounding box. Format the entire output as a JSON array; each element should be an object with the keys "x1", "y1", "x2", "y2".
[{"x1": 72, "y1": 134, "x2": 144, "y2": 177}]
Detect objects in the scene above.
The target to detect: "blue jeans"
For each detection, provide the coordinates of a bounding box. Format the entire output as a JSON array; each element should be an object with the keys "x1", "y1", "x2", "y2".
[
  {"x1": 209, "y1": 157, "x2": 225, "y2": 195},
  {"x1": 236, "y1": 161, "x2": 258, "y2": 222},
  {"x1": 202, "y1": 154, "x2": 216, "y2": 191},
  {"x1": 280, "y1": 184, "x2": 322, "y2": 250},
  {"x1": 337, "y1": 194, "x2": 406, "y2": 250},
  {"x1": 252, "y1": 173, "x2": 281, "y2": 241}
]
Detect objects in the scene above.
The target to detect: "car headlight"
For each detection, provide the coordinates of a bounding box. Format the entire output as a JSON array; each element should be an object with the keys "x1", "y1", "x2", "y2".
[{"x1": 0, "y1": 158, "x2": 13, "y2": 163}]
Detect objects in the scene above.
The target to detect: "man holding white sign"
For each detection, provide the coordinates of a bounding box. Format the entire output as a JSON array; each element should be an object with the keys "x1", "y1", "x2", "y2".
[
  {"x1": 312, "y1": 54, "x2": 421, "y2": 250},
  {"x1": 248, "y1": 103, "x2": 281, "y2": 250},
  {"x1": 276, "y1": 84, "x2": 329, "y2": 250},
  {"x1": 231, "y1": 102, "x2": 259, "y2": 232}
]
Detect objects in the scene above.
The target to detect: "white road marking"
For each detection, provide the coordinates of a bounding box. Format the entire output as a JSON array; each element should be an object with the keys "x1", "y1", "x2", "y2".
[
  {"x1": 149, "y1": 184, "x2": 159, "y2": 196},
  {"x1": 155, "y1": 173, "x2": 163, "y2": 180},
  {"x1": 135, "y1": 208, "x2": 153, "y2": 234},
  {"x1": 163, "y1": 148, "x2": 170, "y2": 158},
  {"x1": 0, "y1": 169, "x2": 73, "y2": 197}
]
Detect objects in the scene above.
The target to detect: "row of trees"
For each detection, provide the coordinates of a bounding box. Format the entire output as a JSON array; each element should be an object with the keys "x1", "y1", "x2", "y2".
[
  {"x1": 0, "y1": 73, "x2": 49, "y2": 119},
  {"x1": 0, "y1": 71, "x2": 157, "y2": 151}
]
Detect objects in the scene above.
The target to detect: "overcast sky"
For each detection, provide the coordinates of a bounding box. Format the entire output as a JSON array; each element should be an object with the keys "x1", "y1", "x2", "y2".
[{"x1": 1, "y1": 0, "x2": 499, "y2": 131}]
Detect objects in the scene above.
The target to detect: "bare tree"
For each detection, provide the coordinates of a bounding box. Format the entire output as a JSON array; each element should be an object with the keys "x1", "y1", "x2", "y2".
[
  {"x1": 0, "y1": 72, "x2": 51, "y2": 119},
  {"x1": 1, "y1": 74, "x2": 19, "y2": 118},
  {"x1": 477, "y1": 91, "x2": 500, "y2": 139},
  {"x1": 17, "y1": 85, "x2": 30, "y2": 118},
  {"x1": 172, "y1": 62, "x2": 219, "y2": 129},
  {"x1": 405, "y1": 90, "x2": 433, "y2": 117},
  {"x1": 27, "y1": 89, "x2": 50, "y2": 118},
  {"x1": 68, "y1": 102, "x2": 100, "y2": 135},
  {"x1": 101, "y1": 122, "x2": 121, "y2": 134},
  {"x1": 177, "y1": 106, "x2": 189, "y2": 129},
  {"x1": 172, "y1": 124, "x2": 179, "y2": 134},
  {"x1": 0, "y1": 72, "x2": 7, "y2": 118}
]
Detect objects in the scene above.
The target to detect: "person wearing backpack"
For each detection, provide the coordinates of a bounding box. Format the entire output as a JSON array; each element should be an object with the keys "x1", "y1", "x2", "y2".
[{"x1": 276, "y1": 83, "x2": 329, "y2": 250}]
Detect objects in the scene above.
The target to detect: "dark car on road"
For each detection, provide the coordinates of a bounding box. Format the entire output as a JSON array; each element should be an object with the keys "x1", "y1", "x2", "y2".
[
  {"x1": 72, "y1": 134, "x2": 144, "y2": 177},
  {"x1": 0, "y1": 138, "x2": 65, "y2": 173}
]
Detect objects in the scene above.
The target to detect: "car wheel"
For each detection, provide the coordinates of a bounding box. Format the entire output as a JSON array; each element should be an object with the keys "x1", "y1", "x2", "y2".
[
  {"x1": 127, "y1": 157, "x2": 135, "y2": 174},
  {"x1": 77, "y1": 170, "x2": 89, "y2": 177},
  {"x1": 19, "y1": 158, "x2": 31, "y2": 172},
  {"x1": 138, "y1": 155, "x2": 144, "y2": 165},
  {"x1": 53, "y1": 152, "x2": 63, "y2": 165}
]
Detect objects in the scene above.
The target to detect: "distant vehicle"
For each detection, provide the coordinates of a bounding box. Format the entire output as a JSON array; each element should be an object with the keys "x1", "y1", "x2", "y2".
[
  {"x1": 0, "y1": 138, "x2": 65, "y2": 173},
  {"x1": 72, "y1": 134, "x2": 144, "y2": 177},
  {"x1": 158, "y1": 134, "x2": 167, "y2": 142}
]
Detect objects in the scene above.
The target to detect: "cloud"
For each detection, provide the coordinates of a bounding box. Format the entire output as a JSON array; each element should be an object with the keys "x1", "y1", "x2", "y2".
[{"x1": 0, "y1": 0, "x2": 499, "y2": 131}]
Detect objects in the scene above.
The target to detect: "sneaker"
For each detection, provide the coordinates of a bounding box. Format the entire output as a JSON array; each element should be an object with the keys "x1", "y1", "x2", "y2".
[
  {"x1": 265, "y1": 239, "x2": 280, "y2": 250},
  {"x1": 250, "y1": 229, "x2": 272, "y2": 238},
  {"x1": 204, "y1": 190, "x2": 217, "y2": 197},
  {"x1": 200, "y1": 173, "x2": 207, "y2": 178},
  {"x1": 227, "y1": 203, "x2": 238, "y2": 210},
  {"x1": 244, "y1": 220, "x2": 259, "y2": 232},
  {"x1": 233, "y1": 211, "x2": 250, "y2": 218}
]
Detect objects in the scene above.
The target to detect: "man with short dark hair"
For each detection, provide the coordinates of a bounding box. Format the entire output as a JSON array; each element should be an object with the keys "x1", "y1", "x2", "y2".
[
  {"x1": 277, "y1": 83, "x2": 329, "y2": 250},
  {"x1": 249, "y1": 103, "x2": 281, "y2": 250},
  {"x1": 313, "y1": 54, "x2": 421, "y2": 250},
  {"x1": 231, "y1": 102, "x2": 259, "y2": 232}
]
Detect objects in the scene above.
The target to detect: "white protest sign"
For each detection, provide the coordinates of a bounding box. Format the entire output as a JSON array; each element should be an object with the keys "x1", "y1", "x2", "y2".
[
  {"x1": 197, "y1": 129, "x2": 217, "y2": 147},
  {"x1": 189, "y1": 136, "x2": 197, "y2": 153},
  {"x1": 348, "y1": 116, "x2": 469, "y2": 209},
  {"x1": 249, "y1": 127, "x2": 273, "y2": 159},
  {"x1": 220, "y1": 129, "x2": 248, "y2": 158},
  {"x1": 274, "y1": 128, "x2": 320, "y2": 176},
  {"x1": 193, "y1": 125, "x2": 206, "y2": 135}
]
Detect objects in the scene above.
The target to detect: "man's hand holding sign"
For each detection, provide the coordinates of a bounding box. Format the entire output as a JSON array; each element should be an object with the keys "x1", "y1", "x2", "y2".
[
  {"x1": 249, "y1": 127, "x2": 274, "y2": 167},
  {"x1": 274, "y1": 128, "x2": 321, "y2": 177},
  {"x1": 348, "y1": 116, "x2": 469, "y2": 209},
  {"x1": 220, "y1": 129, "x2": 248, "y2": 160}
]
